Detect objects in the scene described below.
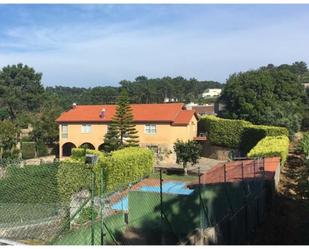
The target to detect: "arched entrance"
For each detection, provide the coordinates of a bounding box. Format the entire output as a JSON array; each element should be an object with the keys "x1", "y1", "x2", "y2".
[
  {"x1": 62, "y1": 142, "x2": 76, "y2": 157},
  {"x1": 79, "y1": 142, "x2": 95, "y2": 150},
  {"x1": 98, "y1": 143, "x2": 105, "y2": 152}
]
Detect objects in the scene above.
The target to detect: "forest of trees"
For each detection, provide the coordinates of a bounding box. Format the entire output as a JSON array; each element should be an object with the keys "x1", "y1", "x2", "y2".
[
  {"x1": 1, "y1": 61, "x2": 308, "y2": 159},
  {"x1": 45, "y1": 76, "x2": 222, "y2": 111}
]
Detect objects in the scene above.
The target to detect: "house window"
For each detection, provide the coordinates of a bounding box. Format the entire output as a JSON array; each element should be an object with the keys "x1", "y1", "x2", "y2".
[
  {"x1": 145, "y1": 124, "x2": 156, "y2": 134},
  {"x1": 62, "y1": 124, "x2": 68, "y2": 138},
  {"x1": 81, "y1": 124, "x2": 92, "y2": 133},
  {"x1": 147, "y1": 145, "x2": 159, "y2": 155}
]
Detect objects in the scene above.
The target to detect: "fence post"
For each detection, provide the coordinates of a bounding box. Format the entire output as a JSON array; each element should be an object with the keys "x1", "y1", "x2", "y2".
[
  {"x1": 198, "y1": 167, "x2": 204, "y2": 232},
  {"x1": 241, "y1": 161, "x2": 244, "y2": 181},
  {"x1": 223, "y1": 163, "x2": 227, "y2": 183},
  {"x1": 160, "y1": 169, "x2": 164, "y2": 245},
  {"x1": 91, "y1": 170, "x2": 96, "y2": 245},
  {"x1": 100, "y1": 167, "x2": 105, "y2": 245}
]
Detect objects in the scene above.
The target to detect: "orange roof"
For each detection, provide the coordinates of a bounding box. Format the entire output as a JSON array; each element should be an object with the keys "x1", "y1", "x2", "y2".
[{"x1": 56, "y1": 103, "x2": 197, "y2": 125}]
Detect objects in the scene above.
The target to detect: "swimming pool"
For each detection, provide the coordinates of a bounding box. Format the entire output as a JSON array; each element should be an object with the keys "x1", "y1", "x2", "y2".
[{"x1": 111, "y1": 181, "x2": 194, "y2": 211}]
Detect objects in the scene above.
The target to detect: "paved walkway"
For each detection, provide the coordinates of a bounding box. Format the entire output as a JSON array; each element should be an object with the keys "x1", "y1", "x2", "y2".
[{"x1": 155, "y1": 157, "x2": 226, "y2": 174}]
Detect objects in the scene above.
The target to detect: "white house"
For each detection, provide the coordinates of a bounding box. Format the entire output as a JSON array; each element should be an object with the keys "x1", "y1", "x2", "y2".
[{"x1": 202, "y1": 88, "x2": 222, "y2": 98}]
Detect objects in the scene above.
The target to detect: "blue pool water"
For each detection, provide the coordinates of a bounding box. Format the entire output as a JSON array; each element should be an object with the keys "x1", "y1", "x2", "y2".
[{"x1": 111, "y1": 181, "x2": 193, "y2": 211}]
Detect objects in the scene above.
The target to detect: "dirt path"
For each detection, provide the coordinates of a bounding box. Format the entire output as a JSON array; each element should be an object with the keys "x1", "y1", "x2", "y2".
[{"x1": 252, "y1": 154, "x2": 309, "y2": 245}]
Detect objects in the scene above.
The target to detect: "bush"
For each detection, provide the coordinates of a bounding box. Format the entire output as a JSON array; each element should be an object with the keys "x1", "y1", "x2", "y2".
[
  {"x1": 298, "y1": 132, "x2": 309, "y2": 158},
  {"x1": 21, "y1": 142, "x2": 36, "y2": 159},
  {"x1": 36, "y1": 141, "x2": 49, "y2": 157},
  {"x1": 71, "y1": 148, "x2": 105, "y2": 162},
  {"x1": 247, "y1": 136, "x2": 289, "y2": 165},
  {"x1": 79, "y1": 207, "x2": 98, "y2": 224},
  {"x1": 199, "y1": 115, "x2": 289, "y2": 152},
  {"x1": 96, "y1": 147, "x2": 154, "y2": 192},
  {"x1": 198, "y1": 115, "x2": 251, "y2": 148},
  {"x1": 57, "y1": 147, "x2": 154, "y2": 200},
  {"x1": 57, "y1": 161, "x2": 92, "y2": 201},
  {"x1": 240, "y1": 124, "x2": 289, "y2": 153}
]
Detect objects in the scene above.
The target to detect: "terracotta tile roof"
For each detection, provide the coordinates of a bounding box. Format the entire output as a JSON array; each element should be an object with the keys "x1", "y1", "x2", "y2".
[
  {"x1": 56, "y1": 103, "x2": 197, "y2": 125},
  {"x1": 172, "y1": 110, "x2": 196, "y2": 125},
  {"x1": 192, "y1": 105, "x2": 215, "y2": 115}
]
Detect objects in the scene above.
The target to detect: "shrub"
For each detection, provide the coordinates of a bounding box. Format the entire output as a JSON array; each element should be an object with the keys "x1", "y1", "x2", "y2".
[
  {"x1": 240, "y1": 124, "x2": 289, "y2": 153},
  {"x1": 199, "y1": 115, "x2": 289, "y2": 152},
  {"x1": 174, "y1": 140, "x2": 201, "y2": 173},
  {"x1": 198, "y1": 115, "x2": 251, "y2": 148},
  {"x1": 247, "y1": 136, "x2": 289, "y2": 165},
  {"x1": 57, "y1": 161, "x2": 92, "y2": 202},
  {"x1": 79, "y1": 207, "x2": 98, "y2": 224},
  {"x1": 21, "y1": 142, "x2": 36, "y2": 159},
  {"x1": 96, "y1": 147, "x2": 154, "y2": 192},
  {"x1": 36, "y1": 141, "x2": 49, "y2": 157},
  {"x1": 298, "y1": 132, "x2": 309, "y2": 158},
  {"x1": 71, "y1": 148, "x2": 105, "y2": 162},
  {"x1": 57, "y1": 147, "x2": 154, "y2": 200}
]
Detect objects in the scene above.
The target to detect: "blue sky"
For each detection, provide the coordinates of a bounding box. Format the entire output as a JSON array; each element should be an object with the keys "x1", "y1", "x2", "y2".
[{"x1": 0, "y1": 4, "x2": 308, "y2": 87}]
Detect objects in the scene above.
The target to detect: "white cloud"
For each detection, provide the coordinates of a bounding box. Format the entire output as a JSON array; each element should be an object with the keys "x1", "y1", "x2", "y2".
[{"x1": 0, "y1": 5, "x2": 308, "y2": 86}]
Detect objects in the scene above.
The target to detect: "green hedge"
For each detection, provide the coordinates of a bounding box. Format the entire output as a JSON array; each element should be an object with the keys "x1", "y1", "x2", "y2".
[
  {"x1": 71, "y1": 148, "x2": 105, "y2": 162},
  {"x1": 36, "y1": 141, "x2": 49, "y2": 157},
  {"x1": 199, "y1": 115, "x2": 289, "y2": 152},
  {"x1": 57, "y1": 147, "x2": 154, "y2": 201},
  {"x1": 247, "y1": 136, "x2": 289, "y2": 164},
  {"x1": 96, "y1": 147, "x2": 154, "y2": 192},
  {"x1": 57, "y1": 161, "x2": 92, "y2": 201},
  {"x1": 198, "y1": 115, "x2": 251, "y2": 148},
  {"x1": 21, "y1": 142, "x2": 36, "y2": 159},
  {"x1": 240, "y1": 124, "x2": 289, "y2": 153}
]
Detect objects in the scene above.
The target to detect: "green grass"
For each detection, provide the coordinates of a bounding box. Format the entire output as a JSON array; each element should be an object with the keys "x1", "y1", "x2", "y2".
[
  {"x1": 53, "y1": 213, "x2": 126, "y2": 245},
  {"x1": 149, "y1": 172, "x2": 197, "y2": 181}
]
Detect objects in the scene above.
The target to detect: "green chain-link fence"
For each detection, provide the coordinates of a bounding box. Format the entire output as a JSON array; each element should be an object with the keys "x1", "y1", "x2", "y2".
[{"x1": 0, "y1": 158, "x2": 271, "y2": 245}]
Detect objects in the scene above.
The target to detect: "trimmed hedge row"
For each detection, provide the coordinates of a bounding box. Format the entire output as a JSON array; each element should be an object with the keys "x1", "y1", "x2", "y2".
[
  {"x1": 57, "y1": 161, "x2": 92, "y2": 201},
  {"x1": 247, "y1": 136, "x2": 289, "y2": 165},
  {"x1": 21, "y1": 142, "x2": 36, "y2": 159},
  {"x1": 198, "y1": 115, "x2": 251, "y2": 148},
  {"x1": 240, "y1": 124, "x2": 289, "y2": 153},
  {"x1": 57, "y1": 147, "x2": 154, "y2": 201},
  {"x1": 98, "y1": 147, "x2": 154, "y2": 192},
  {"x1": 199, "y1": 115, "x2": 289, "y2": 152}
]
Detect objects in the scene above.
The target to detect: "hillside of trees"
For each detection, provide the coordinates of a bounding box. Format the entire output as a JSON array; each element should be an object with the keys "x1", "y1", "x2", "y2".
[{"x1": 46, "y1": 76, "x2": 222, "y2": 111}]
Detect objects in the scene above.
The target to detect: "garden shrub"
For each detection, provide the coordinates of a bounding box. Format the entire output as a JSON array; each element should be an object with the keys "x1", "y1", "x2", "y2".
[
  {"x1": 57, "y1": 161, "x2": 92, "y2": 202},
  {"x1": 36, "y1": 140, "x2": 49, "y2": 157},
  {"x1": 240, "y1": 124, "x2": 289, "y2": 153},
  {"x1": 58, "y1": 147, "x2": 154, "y2": 200},
  {"x1": 21, "y1": 141, "x2": 36, "y2": 159},
  {"x1": 96, "y1": 147, "x2": 154, "y2": 192},
  {"x1": 198, "y1": 115, "x2": 251, "y2": 148},
  {"x1": 199, "y1": 115, "x2": 289, "y2": 152},
  {"x1": 298, "y1": 132, "x2": 309, "y2": 158},
  {"x1": 79, "y1": 207, "x2": 98, "y2": 224},
  {"x1": 247, "y1": 136, "x2": 289, "y2": 165},
  {"x1": 71, "y1": 148, "x2": 105, "y2": 162}
]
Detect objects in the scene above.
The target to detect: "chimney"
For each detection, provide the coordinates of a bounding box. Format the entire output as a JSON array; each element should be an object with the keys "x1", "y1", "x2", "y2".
[
  {"x1": 72, "y1": 103, "x2": 77, "y2": 109},
  {"x1": 99, "y1": 108, "x2": 106, "y2": 118}
]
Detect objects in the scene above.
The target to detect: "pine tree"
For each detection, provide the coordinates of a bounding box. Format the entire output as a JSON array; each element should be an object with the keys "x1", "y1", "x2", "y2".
[
  {"x1": 103, "y1": 121, "x2": 121, "y2": 152},
  {"x1": 103, "y1": 89, "x2": 139, "y2": 152},
  {"x1": 114, "y1": 89, "x2": 139, "y2": 147}
]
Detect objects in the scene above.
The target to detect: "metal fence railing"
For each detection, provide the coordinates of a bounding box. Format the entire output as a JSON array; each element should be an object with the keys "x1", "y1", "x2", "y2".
[{"x1": 0, "y1": 158, "x2": 271, "y2": 245}]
